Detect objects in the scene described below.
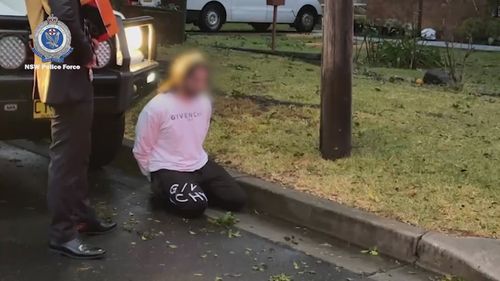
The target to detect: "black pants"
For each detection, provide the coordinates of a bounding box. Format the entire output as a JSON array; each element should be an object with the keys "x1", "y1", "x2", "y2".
[
  {"x1": 47, "y1": 101, "x2": 97, "y2": 243},
  {"x1": 151, "y1": 160, "x2": 246, "y2": 218}
]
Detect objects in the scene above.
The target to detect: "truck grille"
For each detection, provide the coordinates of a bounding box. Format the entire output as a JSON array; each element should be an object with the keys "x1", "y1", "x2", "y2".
[{"x1": 0, "y1": 35, "x2": 27, "y2": 70}]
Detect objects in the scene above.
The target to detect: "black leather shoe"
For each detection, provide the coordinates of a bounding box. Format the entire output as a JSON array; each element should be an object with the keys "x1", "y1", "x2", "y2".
[
  {"x1": 49, "y1": 238, "x2": 106, "y2": 260},
  {"x1": 78, "y1": 220, "x2": 117, "y2": 235}
]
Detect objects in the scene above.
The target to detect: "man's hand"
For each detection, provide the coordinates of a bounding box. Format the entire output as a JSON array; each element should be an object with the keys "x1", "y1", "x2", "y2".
[
  {"x1": 86, "y1": 53, "x2": 96, "y2": 82},
  {"x1": 91, "y1": 38, "x2": 99, "y2": 49},
  {"x1": 84, "y1": 40, "x2": 99, "y2": 69},
  {"x1": 85, "y1": 54, "x2": 97, "y2": 69}
]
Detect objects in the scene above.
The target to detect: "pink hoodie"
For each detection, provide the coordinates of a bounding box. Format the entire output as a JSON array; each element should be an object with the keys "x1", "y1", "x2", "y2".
[{"x1": 133, "y1": 93, "x2": 212, "y2": 175}]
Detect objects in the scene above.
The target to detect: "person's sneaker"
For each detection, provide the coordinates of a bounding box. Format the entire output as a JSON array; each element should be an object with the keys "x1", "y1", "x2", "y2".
[
  {"x1": 49, "y1": 238, "x2": 106, "y2": 260},
  {"x1": 77, "y1": 220, "x2": 117, "y2": 235}
]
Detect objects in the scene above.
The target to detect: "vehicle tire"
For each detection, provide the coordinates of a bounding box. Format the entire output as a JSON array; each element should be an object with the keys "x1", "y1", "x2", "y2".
[
  {"x1": 199, "y1": 3, "x2": 225, "y2": 32},
  {"x1": 295, "y1": 7, "x2": 317, "y2": 33},
  {"x1": 250, "y1": 23, "x2": 271, "y2": 32},
  {"x1": 89, "y1": 114, "x2": 125, "y2": 169}
]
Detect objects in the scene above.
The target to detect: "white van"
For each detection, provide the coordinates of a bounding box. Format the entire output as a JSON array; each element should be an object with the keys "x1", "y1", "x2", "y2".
[{"x1": 186, "y1": 0, "x2": 323, "y2": 32}]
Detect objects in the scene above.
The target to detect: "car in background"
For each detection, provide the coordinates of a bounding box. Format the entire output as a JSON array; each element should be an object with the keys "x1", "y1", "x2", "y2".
[
  {"x1": 0, "y1": 1, "x2": 159, "y2": 168},
  {"x1": 186, "y1": 0, "x2": 323, "y2": 32}
]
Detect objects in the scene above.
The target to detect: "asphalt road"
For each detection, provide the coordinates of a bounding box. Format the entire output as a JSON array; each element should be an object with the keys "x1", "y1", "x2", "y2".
[{"x1": 0, "y1": 141, "x2": 436, "y2": 281}]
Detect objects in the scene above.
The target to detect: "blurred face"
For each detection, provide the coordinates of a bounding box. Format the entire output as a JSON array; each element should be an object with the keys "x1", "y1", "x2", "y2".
[{"x1": 181, "y1": 65, "x2": 210, "y2": 97}]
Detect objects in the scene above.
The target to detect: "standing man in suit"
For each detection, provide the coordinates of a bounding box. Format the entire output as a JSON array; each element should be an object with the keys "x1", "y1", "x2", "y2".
[{"x1": 25, "y1": 0, "x2": 116, "y2": 259}]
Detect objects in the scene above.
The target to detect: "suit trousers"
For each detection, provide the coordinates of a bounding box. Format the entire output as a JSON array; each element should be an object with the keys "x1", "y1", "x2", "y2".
[{"x1": 47, "y1": 101, "x2": 96, "y2": 243}]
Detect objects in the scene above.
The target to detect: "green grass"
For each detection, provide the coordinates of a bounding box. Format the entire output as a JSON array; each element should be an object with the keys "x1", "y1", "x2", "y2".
[
  {"x1": 127, "y1": 35, "x2": 500, "y2": 238},
  {"x1": 463, "y1": 51, "x2": 500, "y2": 96},
  {"x1": 186, "y1": 23, "x2": 298, "y2": 33},
  {"x1": 186, "y1": 33, "x2": 500, "y2": 96},
  {"x1": 186, "y1": 33, "x2": 322, "y2": 54}
]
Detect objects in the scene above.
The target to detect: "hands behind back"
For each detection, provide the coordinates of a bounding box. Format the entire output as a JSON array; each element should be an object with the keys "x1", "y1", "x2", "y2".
[{"x1": 85, "y1": 39, "x2": 100, "y2": 69}]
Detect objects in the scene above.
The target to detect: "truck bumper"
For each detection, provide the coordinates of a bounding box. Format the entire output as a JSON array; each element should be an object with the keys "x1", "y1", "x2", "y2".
[
  {"x1": 94, "y1": 62, "x2": 159, "y2": 114},
  {"x1": 0, "y1": 62, "x2": 159, "y2": 140}
]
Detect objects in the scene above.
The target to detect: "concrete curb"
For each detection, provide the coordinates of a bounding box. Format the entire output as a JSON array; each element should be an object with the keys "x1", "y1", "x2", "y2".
[
  {"x1": 239, "y1": 177, "x2": 500, "y2": 281},
  {"x1": 236, "y1": 174, "x2": 500, "y2": 281},
  {"x1": 19, "y1": 138, "x2": 492, "y2": 281},
  {"x1": 417, "y1": 232, "x2": 500, "y2": 281},
  {"x1": 236, "y1": 175, "x2": 425, "y2": 263}
]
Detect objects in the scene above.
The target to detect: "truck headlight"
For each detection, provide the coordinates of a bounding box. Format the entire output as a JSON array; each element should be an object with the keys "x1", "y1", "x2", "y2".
[
  {"x1": 125, "y1": 26, "x2": 143, "y2": 53},
  {"x1": 117, "y1": 17, "x2": 155, "y2": 69},
  {"x1": 94, "y1": 40, "x2": 112, "y2": 69},
  {"x1": 147, "y1": 72, "x2": 156, "y2": 83},
  {"x1": 0, "y1": 35, "x2": 27, "y2": 70}
]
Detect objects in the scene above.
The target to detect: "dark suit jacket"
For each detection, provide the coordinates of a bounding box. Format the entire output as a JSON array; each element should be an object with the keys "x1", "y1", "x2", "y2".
[
  {"x1": 26, "y1": 0, "x2": 94, "y2": 105},
  {"x1": 46, "y1": 0, "x2": 94, "y2": 105}
]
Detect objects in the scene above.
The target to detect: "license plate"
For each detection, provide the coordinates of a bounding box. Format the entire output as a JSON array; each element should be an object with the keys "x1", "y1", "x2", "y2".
[{"x1": 33, "y1": 100, "x2": 55, "y2": 119}]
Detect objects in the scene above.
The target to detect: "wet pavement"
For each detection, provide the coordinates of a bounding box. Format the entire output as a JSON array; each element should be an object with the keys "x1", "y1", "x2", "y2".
[
  {"x1": 0, "y1": 141, "x2": 436, "y2": 281},
  {"x1": 0, "y1": 141, "x2": 366, "y2": 281}
]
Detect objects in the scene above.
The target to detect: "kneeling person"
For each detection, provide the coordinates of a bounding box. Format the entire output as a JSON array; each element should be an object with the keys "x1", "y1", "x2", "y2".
[{"x1": 133, "y1": 52, "x2": 246, "y2": 218}]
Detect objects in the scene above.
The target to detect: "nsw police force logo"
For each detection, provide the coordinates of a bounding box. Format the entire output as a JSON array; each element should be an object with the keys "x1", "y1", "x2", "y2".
[{"x1": 32, "y1": 15, "x2": 73, "y2": 63}]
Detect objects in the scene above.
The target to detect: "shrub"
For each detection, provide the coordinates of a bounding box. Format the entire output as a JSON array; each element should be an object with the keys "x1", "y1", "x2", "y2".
[
  {"x1": 354, "y1": 15, "x2": 368, "y2": 34},
  {"x1": 455, "y1": 17, "x2": 500, "y2": 44},
  {"x1": 354, "y1": 24, "x2": 380, "y2": 64},
  {"x1": 486, "y1": 19, "x2": 500, "y2": 42},
  {"x1": 455, "y1": 17, "x2": 488, "y2": 41},
  {"x1": 374, "y1": 37, "x2": 442, "y2": 69},
  {"x1": 442, "y1": 41, "x2": 474, "y2": 88},
  {"x1": 355, "y1": 25, "x2": 442, "y2": 69},
  {"x1": 383, "y1": 18, "x2": 406, "y2": 36}
]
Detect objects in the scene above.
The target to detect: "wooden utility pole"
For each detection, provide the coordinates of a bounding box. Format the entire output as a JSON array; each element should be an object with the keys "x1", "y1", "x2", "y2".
[
  {"x1": 417, "y1": 0, "x2": 424, "y2": 33},
  {"x1": 320, "y1": 0, "x2": 353, "y2": 160}
]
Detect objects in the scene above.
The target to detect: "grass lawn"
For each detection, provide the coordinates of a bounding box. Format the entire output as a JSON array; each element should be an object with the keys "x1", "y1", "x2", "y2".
[
  {"x1": 126, "y1": 34, "x2": 500, "y2": 238},
  {"x1": 188, "y1": 33, "x2": 500, "y2": 97},
  {"x1": 185, "y1": 23, "x2": 300, "y2": 33},
  {"x1": 186, "y1": 33, "x2": 323, "y2": 54}
]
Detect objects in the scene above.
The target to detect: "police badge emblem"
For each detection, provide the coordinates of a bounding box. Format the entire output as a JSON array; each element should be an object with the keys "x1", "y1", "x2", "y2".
[{"x1": 32, "y1": 15, "x2": 73, "y2": 63}]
